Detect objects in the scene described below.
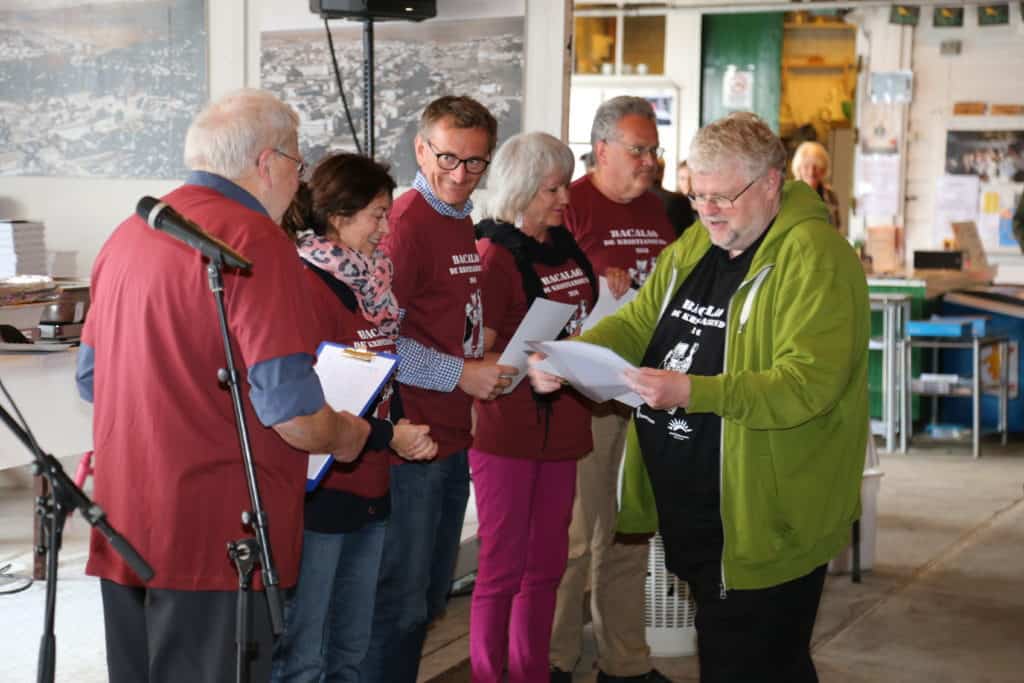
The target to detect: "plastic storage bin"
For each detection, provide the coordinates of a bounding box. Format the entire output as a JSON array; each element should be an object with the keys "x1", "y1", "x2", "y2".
[
  {"x1": 830, "y1": 431, "x2": 884, "y2": 574},
  {"x1": 645, "y1": 533, "x2": 697, "y2": 657},
  {"x1": 829, "y1": 468, "x2": 884, "y2": 573}
]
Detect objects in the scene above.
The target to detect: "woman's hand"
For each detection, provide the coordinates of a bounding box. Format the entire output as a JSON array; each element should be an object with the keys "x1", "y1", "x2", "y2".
[
  {"x1": 527, "y1": 352, "x2": 565, "y2": 394},
  {"x1": 390, "y1": 419, "x2": 438, "y2": 461},
  {"x1": 604, "y1": 266, "x2": 632, "y2": 299}
]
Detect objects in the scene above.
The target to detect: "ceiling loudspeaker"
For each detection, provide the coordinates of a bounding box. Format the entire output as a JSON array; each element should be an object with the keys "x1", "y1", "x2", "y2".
[{"x1": 309, "y1": 0, "x2": 436, "y2": 22}]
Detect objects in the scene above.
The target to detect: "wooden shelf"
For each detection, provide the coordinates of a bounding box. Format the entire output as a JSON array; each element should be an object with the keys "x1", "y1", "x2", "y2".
[
  {"x1": 784, "y1": 22, "x2": 855, "y2": 31},
  {"x1": 783, "y1": 59, "x2": 854, "y2": 72}
]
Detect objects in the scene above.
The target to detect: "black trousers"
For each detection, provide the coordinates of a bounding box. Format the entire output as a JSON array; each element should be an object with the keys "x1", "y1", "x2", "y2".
[
  {"x1": 683, "y1": 563, "x2": 827, "y2": 683},
  {"x1": 100, "y1": 579, "x2": 275, "y2": 683}
]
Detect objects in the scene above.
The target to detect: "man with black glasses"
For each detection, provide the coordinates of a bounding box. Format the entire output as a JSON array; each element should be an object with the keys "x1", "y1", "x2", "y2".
[
  {"x1": 359, "y1": 95, "x2": 514, "y2": 683},
  {"x1": 550, "y1": 96, "x2": 676, "y2": 683},
  {"x1": 535, "y1": 111, "x2": 869, "y2": 683}
]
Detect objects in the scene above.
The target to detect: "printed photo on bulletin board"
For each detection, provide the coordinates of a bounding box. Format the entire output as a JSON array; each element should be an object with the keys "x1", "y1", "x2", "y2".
[{"x1": 945, "y1": 130, "x2": 1024, "y2": 182}]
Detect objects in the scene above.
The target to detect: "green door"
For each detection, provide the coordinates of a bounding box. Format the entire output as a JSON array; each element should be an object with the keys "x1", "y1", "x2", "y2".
[{"x1": 701, "y1": 12, "x2": 783, "y2": 131}]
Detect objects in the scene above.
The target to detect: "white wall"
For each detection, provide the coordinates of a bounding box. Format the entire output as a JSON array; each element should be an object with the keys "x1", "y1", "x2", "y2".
[
  {"x1": 904, "y1": 4, "x2": 1024, "y2": 280},
  {"x1": 1, "y1": 1, "x2": 250, "y2": 278},
  {"x1": 1, "y1": 0, "x2": 568, "y2": 278}
]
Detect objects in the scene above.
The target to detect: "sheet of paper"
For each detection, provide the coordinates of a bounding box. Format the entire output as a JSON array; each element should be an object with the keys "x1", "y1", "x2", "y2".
[
  {"x1": 527, "y1": 339, "x2": 643, "y2": 407},
  {"x1": 933, "y1": 175, "x2": 980, "y2": 245},
  {"x1": 307, "y1": 343, "x2": 399, "y2": 489},
  {"x1": 497, "y1": 298, "x2": 577, "y2": 393},
  {"x1": 856, "y1": 153, "x2": 901, "y2": 219},
  {"x1": 581, "y1": 277, "x2": 638, "y2": 333}
]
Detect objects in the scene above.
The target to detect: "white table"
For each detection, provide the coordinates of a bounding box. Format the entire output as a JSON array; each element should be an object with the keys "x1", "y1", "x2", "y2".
[{"x1": 0, "y1": 347, "x2": 92, "y2": 470}]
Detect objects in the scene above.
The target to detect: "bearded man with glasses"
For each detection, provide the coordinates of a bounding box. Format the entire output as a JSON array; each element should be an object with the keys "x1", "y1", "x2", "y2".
[
  {"x1": 532, "y1": 111, "x2": 869, "y2": 683},
  {"x1": 358, "y1": 95, "x2": 515, "y2": 683}
]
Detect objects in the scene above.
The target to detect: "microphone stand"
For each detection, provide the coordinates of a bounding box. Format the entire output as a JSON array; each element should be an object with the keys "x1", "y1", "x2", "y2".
[
  {"x1": 204, "y1": 255, "x2": 285, "y2": 683},
  {"x1": 0, "y1": 391, "x2": 153, "y2": 683}
]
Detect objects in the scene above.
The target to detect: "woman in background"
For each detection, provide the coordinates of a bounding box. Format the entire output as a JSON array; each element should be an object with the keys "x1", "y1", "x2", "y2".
[
  {"x1": 469, "y1": 132, "x2": 598, "y2": 683},
  {"x1": 271, "y1": 153, "x2": 437, "y2": 683},
  {"x1": 792, "y1": 141, "x2": 843, "y2": 235}
]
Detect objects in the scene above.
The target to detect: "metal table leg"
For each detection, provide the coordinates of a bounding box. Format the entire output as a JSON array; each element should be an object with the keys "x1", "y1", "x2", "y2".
[{"x1": 972, "y1": 336, "x2": 981, "y2": 460}]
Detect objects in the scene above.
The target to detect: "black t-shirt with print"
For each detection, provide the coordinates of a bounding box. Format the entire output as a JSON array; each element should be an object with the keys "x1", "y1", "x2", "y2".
[{"x1": 635, "y1": 228, "x2": 769, "y2": 577}]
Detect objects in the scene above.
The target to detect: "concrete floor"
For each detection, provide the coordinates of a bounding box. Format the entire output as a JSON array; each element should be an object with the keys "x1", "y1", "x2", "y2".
[
  {"x1": 419, "y1": 441, "x2": 1024, "y2": 683},
  {"x1": 1, "y1": 441, "x2": 1022, "y2": 682}
]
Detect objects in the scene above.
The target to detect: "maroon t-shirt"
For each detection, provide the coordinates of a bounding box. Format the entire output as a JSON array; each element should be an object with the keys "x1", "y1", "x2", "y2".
[
  {"x1": 302, "y1": 266, "x2": 394, "y2": 499},
  {"x1": 382, "y1": 190, "x2": 483, "y2": 457},
  {"x1": 565, "y1": 175, "x2": 676, "y2": 288},
  {"x1": 82, "y1": 184, "x2": 317, "y2": 591},
  {"x1": 471, "y1": 238, "x2": 596, "y2": 460}
]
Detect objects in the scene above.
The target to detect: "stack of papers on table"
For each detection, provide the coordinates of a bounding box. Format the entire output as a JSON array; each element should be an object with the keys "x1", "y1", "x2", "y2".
[{"x1": 0, "y1": 221, "x2": 47, "y2": 278}]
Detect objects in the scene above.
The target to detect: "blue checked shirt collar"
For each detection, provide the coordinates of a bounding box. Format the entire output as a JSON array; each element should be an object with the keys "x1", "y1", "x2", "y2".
[{"x1": 413, "y1": 171, "x2": 474, "y2": 220}]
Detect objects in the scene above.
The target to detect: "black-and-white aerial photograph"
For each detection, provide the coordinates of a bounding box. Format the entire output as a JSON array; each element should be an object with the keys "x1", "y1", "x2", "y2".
[
  {"x1": 0, "y1": 0, "x2": 207, "y2": 179},
  {"x1": 261, "y1": 1, "x2": 524, "y2": 186}
]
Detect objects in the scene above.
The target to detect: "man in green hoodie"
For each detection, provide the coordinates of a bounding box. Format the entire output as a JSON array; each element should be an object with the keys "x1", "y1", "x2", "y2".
[{"x1": 530, "y1": 112, "x2": 869, "y2": 683}]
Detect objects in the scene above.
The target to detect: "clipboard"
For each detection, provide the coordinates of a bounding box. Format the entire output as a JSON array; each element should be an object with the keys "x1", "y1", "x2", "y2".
[{"x1": 307, "y1": 341, "x2": 400, "y2": 491}]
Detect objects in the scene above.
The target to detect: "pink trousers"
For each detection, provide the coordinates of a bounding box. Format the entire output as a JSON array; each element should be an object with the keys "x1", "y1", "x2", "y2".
[{"x1": 468, "y1": 449, "x2": 577, "y2": 683}]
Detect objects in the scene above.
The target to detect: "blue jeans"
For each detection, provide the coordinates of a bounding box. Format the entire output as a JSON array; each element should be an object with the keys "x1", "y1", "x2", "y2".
[
  {"x1": 359, "y1": 451, "x2": 471, "y2": 683},
  {"x1": 270, "y1": 522, "x2": 387, "y2": 683}
]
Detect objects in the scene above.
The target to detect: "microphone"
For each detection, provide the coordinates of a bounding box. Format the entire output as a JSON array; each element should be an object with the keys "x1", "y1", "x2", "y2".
[{"x1": 136, "y1": 196, "x2": 252, "y2": 270}]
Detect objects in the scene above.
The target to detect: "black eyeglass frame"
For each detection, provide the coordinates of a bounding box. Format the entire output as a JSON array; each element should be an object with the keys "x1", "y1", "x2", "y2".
[
  {"x1": 425, "y1": 139, "x2": 490, "y2": 175},
  {"x1": 687, "y1": 173, "x2": 763, "y2": 211}
]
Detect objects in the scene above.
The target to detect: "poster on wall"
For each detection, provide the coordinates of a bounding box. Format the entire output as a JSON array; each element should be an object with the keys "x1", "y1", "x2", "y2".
[
  {"x1": 978, "y1": 183, "x2": 1023, "y2": 251},
  {"x1": 856, "y1": 153, "x2": 901, "y2": 218},
  {"x1": 0, "y1": 0, "x2": 208, "y2": 179},
  {"x1": 933, "y1": 174, "x2": 980, "y2": 245},
  {"x1": 260, "y1": 1, "x2": 524, "y2": 187},
  {"x1": 945, "y1": 130, "x2": 1024, "y2": 182},
  {"x1": 721, "y1": 65, "x2": 754, "y2": 110},
  {"x1": 945, "y1": 130, "x2": 1024, "y2": 251}
]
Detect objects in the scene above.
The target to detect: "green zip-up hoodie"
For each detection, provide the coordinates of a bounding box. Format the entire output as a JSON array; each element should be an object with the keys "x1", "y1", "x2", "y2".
[{"x1": 580, "y1": 181, "x2": 870, "y2": 590}]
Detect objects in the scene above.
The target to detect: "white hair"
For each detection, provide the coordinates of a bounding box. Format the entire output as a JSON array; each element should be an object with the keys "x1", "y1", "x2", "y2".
[
  {"x1": 184, "y1": 88, "x2": 300, "y2": 179},
  {"x1": 689, "y1": 112, "x2": 787, "y2": 181},
  {"x1": 483, "y1": 132, "x2": 575, "y2": 224},
  {"x1": 792, "y1": 141, "x2": 831, "y2": 177}
]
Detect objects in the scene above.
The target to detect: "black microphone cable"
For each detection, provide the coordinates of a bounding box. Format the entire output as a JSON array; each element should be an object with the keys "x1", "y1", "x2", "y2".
[{"x1": 324, "y1": 17, "x2": 363, "y2": 156}]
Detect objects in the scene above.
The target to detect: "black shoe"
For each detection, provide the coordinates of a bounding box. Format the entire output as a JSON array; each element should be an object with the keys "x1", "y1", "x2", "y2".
[
  {"x1": 550, "y1": 667, "x2": 573, "y2": 683},
  {"x1": 596, "y1": 669, "x2": 675, "y2": 683}
]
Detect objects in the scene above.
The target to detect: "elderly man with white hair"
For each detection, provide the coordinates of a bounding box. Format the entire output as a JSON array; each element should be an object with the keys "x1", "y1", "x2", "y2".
[{"x1": 77, "y1": 88, "x2": 371, "y2": 682}]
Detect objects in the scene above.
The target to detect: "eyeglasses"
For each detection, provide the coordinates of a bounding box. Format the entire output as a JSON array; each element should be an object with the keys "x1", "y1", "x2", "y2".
[
  {"x1": 273, "y1": 148, "x2": 306, "y2": 177},
  {"x1": 688, "y1": 174, "x2": 761, "y2": 211},
  {"x1": 607, "y1": 139, "x2": 664, "y2": 160},
  {"x1": 425, "y1": 139, "x2": 490, "y2": 174}
]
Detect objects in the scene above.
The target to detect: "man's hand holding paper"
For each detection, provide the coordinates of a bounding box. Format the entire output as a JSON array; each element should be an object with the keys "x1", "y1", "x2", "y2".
[{"x1": 622, "y1": 366, "x2": 691, "y2": 411}]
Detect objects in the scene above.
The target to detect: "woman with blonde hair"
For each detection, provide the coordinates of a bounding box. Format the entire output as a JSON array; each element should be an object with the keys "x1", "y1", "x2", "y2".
[
  {"x1": 469, "y1": 131, "x2": 598, "y2": 683},
  {"x1": 792, "y1": 141, "x2": 843, "y2": 235}
]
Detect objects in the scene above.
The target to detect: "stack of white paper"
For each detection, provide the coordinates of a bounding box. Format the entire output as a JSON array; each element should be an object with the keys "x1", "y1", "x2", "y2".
[
  {"x1": 526, "y1": 339, "x2": 643, "y2": 408},
  {"x1": 0, "y1": 221, "x2": 47, "y2": 279}
]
